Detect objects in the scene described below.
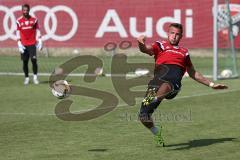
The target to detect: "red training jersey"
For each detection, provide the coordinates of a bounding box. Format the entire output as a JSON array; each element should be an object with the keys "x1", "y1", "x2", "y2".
[
  {"x1": 151, "y1": 40, "x2": 192, "y2": 71},
  {"x1": 16, "y1": 16, "x2": 39, "y2": 46}
]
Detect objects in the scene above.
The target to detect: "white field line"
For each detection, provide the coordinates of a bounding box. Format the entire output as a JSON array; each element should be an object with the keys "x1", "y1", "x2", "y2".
[{"x1": 0, "y1": 88, "x2": 239, "y2": 116}]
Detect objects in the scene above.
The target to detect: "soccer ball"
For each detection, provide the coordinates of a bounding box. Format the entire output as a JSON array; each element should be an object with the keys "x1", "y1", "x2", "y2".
[
  {"x1": 94, "y1": 67, "x2": 103, "y2": 76},
  {"x1": 220, "y1": 69, "x2": 233, "y2": 78},
  {"x1": 51, "y1": 80, "x2": 71, "y2": 99}
]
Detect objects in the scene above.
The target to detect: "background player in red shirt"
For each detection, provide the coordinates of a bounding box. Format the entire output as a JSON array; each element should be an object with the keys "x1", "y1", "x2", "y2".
[
  {"x1": 137, "y1": 23, "x2": 228, "y2": 146},
  {"x1": 16, "y1": 4, "x2": 43, "y2": 85}
]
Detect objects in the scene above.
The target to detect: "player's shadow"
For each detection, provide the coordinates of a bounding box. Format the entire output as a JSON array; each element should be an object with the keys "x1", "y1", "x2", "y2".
[
  {"x1": 165, "y1": 138, "x2": 237, "y2": 150},
  {"x1": 88, "y1": 148, "x2": 108, "y2": 152}
]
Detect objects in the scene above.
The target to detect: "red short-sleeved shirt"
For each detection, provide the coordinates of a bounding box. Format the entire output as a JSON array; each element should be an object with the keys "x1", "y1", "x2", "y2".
[
  {"x1": 151, "y1": 40, "x2": 192, "y2": 71},
  {"x1": 16, "y1": 16, "x2": 39, "y2": 46}
]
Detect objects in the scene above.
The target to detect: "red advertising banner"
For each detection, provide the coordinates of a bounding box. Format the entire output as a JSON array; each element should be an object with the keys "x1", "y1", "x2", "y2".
[{"x1": 0, "y1": 0, "x2": 240, "y2": 48}]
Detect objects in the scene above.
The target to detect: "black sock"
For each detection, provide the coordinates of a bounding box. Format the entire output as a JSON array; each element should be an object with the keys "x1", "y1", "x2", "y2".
[
  {"x1": 23, "y1": 60, "x2": 29, "y2": 77},
  {"x1": 31, "y1": 59, "x2": 38, "y2": 75}
]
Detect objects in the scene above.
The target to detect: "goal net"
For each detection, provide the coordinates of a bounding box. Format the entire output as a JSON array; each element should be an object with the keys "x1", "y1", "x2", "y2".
[{"x1": 213, "y1": 0, "x2": 239, "y2": 80}]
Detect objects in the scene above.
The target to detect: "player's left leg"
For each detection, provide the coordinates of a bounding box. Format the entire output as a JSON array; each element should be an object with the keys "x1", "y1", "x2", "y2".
[
  {"x1": 139, "y1": 81, "x2": 173, "y2": 146},
  {"x1": 29, "y1": 45, "x2": 39, "y2": 84},
  {"x1": 21, "y1": 48, "x2": 30, "y2": 85}
]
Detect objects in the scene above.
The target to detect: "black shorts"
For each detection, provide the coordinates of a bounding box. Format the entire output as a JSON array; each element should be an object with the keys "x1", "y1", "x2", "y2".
[
  {"x1": 21, "y1": 45, "x2": 37, "y2": 61},
  {"x1": 148, "y1": 64, "x2": 185, "y2": 99},
  {"x1": 139, "y1": 64, "x2": 184, "y2": 118}
]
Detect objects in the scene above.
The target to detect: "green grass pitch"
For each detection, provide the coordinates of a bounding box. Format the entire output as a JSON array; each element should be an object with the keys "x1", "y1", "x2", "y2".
[{"x1": 0, "y1": 55, "x2": 240, "y2": 160}]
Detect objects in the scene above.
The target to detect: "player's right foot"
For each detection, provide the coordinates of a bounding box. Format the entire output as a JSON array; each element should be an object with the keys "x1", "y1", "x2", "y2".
[
  {"x1": 154, "y1": 126, "x2": 165, "y2": 147},
  {"x1": 33, "y1": 75, "x2": 39, "y2": 84},
  {"x1": 33, "y1": 78, "x2": 39, "y2": 84},
  {"x1": 24, "y1": 77, "x2": 30, "y2": 85}
]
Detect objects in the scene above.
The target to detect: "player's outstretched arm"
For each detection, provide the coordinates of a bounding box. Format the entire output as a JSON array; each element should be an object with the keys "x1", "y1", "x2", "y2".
[
  {"x1": 137, "y1": 35, "x2": 154, "y2": 55},
  {"x1": 187, "y1": 65, "x2": 228, "y2": 89}
]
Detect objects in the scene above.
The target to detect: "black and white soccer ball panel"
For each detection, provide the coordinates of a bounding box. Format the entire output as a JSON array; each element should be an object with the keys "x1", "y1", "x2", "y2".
[{"x1": 51, "y1": 80, "x2": 71, "y2": 99}]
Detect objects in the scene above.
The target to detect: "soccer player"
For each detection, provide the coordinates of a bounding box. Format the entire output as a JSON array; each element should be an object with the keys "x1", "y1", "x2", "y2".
[
  {"x1": 16, "y1": 4, "x2": 43, "y2": 85},
  {"x1": 137, "y1": 23, "x2": 228, "y2": 146}
]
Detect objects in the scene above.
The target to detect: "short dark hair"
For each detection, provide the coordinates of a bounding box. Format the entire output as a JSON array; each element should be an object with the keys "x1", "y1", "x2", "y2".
[
  {"x1": 169, "y1": 23, "x2": 183, "y2": 33},
  {"x1": 22, "y1": 4, "x2": 30, "y2": 10}
]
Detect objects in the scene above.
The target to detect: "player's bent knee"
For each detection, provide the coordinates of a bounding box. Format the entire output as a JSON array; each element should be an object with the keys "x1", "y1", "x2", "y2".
[
  {"x1": 31, "y1": 58, "x2": 37, "y2": 62},
  {"x1": 156, "y1": 82, "x2": 173, "y2": 99}
]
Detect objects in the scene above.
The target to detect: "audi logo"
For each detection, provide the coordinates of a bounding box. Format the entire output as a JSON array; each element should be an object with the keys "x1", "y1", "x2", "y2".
[{"x1": 0, "y1": 5, "x2": 78, "y2": 41}]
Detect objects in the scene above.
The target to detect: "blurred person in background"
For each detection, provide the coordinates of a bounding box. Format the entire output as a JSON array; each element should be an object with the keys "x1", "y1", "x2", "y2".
[{"x1": 16, "y1": 4, "x2": 43, "y2": 85}]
